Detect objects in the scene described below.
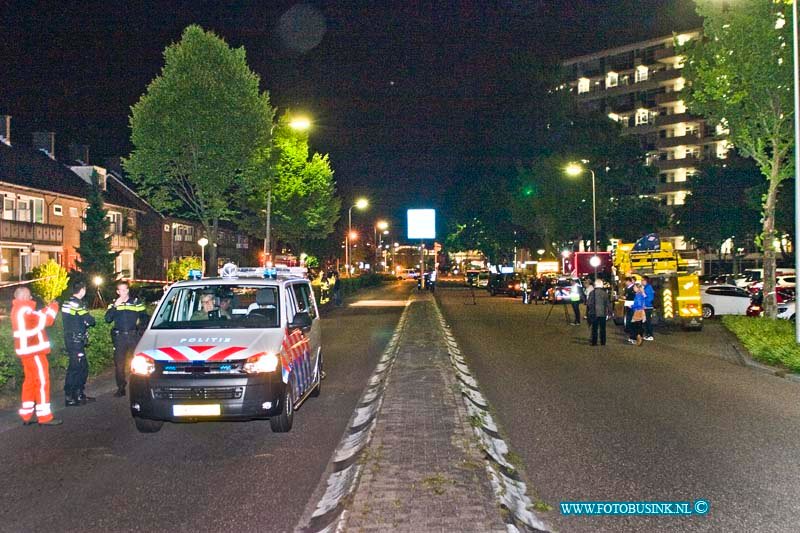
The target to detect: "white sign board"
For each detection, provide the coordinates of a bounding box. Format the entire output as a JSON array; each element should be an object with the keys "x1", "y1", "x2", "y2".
[{"x1": 407, "y1": 209, "x2": 436, "y2": 240}]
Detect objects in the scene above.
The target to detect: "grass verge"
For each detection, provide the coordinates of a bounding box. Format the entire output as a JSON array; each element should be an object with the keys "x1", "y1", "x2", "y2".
[{"x1": 721, "y1": 316, "x2": 800, "y2": 373}]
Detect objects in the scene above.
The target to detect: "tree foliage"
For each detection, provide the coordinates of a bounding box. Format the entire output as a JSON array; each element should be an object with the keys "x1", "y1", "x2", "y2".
[
  {"x1": 166, "y1": 256, "x2": 202, "y2": 282},
  {"x1": 680, "y1": 0, "x2": 794, "y2": 316},
  {"x1": 75, "y1": 172, "x2": 118, "y2": 283},
  {"x1": 30, "y1": 260, "x2": 69, "y2": 302},
  {"x1": 125, "y1": 25, "x2": 274, "y2": 273}
]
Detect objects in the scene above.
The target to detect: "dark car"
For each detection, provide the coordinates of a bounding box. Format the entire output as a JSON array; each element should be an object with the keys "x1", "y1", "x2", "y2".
[{"x1": 487, "y1": 273, "x2": 522, "y2": 297}]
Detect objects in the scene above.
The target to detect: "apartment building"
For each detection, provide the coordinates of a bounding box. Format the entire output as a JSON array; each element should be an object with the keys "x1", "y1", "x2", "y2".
[{"x1": 561, "y1": 30, "x2": 730, "y2": 244}]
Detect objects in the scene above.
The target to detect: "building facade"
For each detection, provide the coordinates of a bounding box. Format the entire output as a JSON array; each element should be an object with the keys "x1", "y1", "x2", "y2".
[{"x1": 561, "y1": 31, "x2": 730, "y2": 238}]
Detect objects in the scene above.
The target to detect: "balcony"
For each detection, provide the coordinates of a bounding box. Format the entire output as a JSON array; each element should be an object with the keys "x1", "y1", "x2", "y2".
[
  {"x1": 654, "y1": 47, "x2": 680, "y2": 62},
  {"x1": 655, "y1": 91, "x2": 682, "y2": 105},
  {"x1": 0, "y1": 220, "x2": 63, "y2": 245},
  {"x1": 656, "y1": 181, "x2": 692, "y2": 194},
  {"x1": 650, "y1": 68, "x2": 683, "y2": 84},
  {"x1": 656, "y1": 113, "x2": 701, "y2": 127},
  {"x1": 654, "y1": 156, "x2": 701, "y2": 171},
  {"x1": 111, "y1": 233, "x2": 138, "y2": 249},
  {"x1": 656, "y1": 134, "x2": 703, "y2": 149}
]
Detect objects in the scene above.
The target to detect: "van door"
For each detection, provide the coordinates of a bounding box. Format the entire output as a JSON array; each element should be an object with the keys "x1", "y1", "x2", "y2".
[{"x1": 288, "y1": 282, "x2": 320, "y2": 396}]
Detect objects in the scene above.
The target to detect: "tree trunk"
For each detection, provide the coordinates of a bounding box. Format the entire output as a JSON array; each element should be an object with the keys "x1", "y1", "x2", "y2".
[
  {"x1": 207, "y1": 217, "x2": 219, "y2": 276},
  {"x1": 762, "y1": 160, "x2": 782, "y2": 318}
]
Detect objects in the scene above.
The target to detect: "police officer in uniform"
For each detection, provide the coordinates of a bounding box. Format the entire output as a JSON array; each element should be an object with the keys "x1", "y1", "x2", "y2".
[
  {"x1": 62, "y1": 281, "x2": 97, "y2": 406},
  {"x1": 105, "y1": 281, "x2": 149, "y2": 397}
]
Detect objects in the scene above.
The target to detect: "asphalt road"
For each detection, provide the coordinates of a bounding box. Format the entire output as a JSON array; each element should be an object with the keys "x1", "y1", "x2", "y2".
[
  {"x1": 0, "y1": 282, "x2": 411, "y2": 533},
  {"x1": 437, "y1": 286, "x2": 800, "y2": 533}
]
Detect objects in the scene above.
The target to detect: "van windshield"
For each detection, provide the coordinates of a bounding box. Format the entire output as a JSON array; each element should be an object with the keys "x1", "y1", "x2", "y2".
[{"x1": 152, "y1": 285, "x2": 280, "y2": 330}]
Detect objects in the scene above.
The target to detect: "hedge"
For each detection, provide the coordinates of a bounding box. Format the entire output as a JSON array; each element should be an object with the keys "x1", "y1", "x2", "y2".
[
  {"x1": 0, "y1": 309, "x2": 115, "y2": 392},
  {"x1": 722, "y1": 316, "x2": 800, "y2": 373}
]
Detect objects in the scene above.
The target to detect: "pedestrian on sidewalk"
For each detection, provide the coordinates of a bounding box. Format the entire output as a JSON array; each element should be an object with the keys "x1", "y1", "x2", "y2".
[
  {"x1": 628, "y1": 282, "x2": 647, "y2": 346},
  {"x1": 105, "y1": 281, "x2": 149, "y2": 397},
  {"x1": 642, "y1": 275, "x2": 655, "y2": 341},
  {"x1": 62, "y1": 280, "x2": 96, "y2": 406},
  {"x1": 11, "y1": 286, "x2": 62, "y2": 426},
  {"x1": 569, "y1": 277, "x2": 584, "y2": 325},
  {"x1": 586, "y1": 279, "x2": 613, "y2": 346},
  {"x1": 332, "y1": 271, "x2": 343, "y2": 307},
  {"x1": 623, "y1": 276, "x2": 635, "y2": 334}
]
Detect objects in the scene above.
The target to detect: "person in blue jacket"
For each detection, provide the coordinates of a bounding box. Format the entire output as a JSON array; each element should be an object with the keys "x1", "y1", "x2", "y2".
[
  {"x1": 628, "y1": 282, "x2": 647, "y2": 346},
  {"x1": 642, "y1": 275, "x2": 656, "y2": 341}
]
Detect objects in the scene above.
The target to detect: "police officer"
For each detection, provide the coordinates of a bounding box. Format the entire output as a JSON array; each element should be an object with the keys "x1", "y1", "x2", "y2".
[
  {"x1": 105, "y1": 281, "x2": 148, "y2": 397},
  {"x1": 62, "y1": 280, "x2": 96, "y2": 406}
]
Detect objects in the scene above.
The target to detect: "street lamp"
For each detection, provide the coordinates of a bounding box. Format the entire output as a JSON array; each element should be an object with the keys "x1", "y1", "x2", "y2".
[
  {"x1": 565, "y1": 160, "x2": 598, "y2": 279},
  {"x1": 374, "y1": 220, "x2": 388, "y2": 271},
  {"x1": 346, "y1": 198, "x2": 368, "y2": 277},
  {"x1": 289, "y1": 116, "x2": 312, "y2": 131},
  {"x1": 198, "y1": 237, "x2": 208, "y2": 275}
]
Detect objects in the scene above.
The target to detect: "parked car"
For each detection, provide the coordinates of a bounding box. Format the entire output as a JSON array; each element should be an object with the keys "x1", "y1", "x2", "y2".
[
  {"x1": 487, "y1": 273, "x2": 522, "y2": 297},
  {"x1": 777, "y1": 301, "x2": 796, "y2": 321},
  {"x1": 397, "y1": 268, "x2": 420, "y2": 280},
  {"x1": 700, "y1": 284, "x2": 751, "y2": 319},
  {"x1": 746, "y1": 287, "x2": 796, "y2": 317}
]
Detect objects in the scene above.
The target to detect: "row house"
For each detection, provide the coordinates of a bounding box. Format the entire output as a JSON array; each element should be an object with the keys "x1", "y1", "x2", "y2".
[{"x1": 0, "y1": 116, "x2": 258, "y2": 283}]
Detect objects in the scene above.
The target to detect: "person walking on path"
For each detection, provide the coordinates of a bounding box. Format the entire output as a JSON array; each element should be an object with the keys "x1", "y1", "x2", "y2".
[
  {"x1": 569, "y1": 277, "x2": 584, "y2": 325},
  {"x1": 332, "y1": 271, "x2": 343, "y2": 307},
  {"x1": 11, "y1": 287, "x2": 62, "y2": 426},
  {"x1": 105, "y1": 281, "x2": 149, "y2": 397},
  {"x1": 586, "y1": 279, "x2": 613, "y2": 346},
  {"x1": 62, "y1": 280, "x2": 96, "y2": 406},
  {"x1": 623, "y1": 276, "x2": 635, "y2": 335},
  {"x1": 628, "y1": 282, "x2": 647, "y2": 346},
  {"x1": 642, "y1": 275, "x2": 655, "y2": 341}
]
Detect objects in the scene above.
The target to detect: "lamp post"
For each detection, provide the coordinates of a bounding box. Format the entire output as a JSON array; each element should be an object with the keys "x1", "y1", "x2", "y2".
[
  {"x1": 198, "y1": 237, "x2": 208, "y2": 275},
  {"x1": 565, "y1": 160, "x2": 598, "y2": 279},
  {"x1": 374, "y1": 220, "x2": 388, "y2": 271},
  {"x1": 347, "y1": 198, "x2": 369, "y2": 277},
  {"x1": 792, "y1": 0, "x2": 800, "y2": 343}
]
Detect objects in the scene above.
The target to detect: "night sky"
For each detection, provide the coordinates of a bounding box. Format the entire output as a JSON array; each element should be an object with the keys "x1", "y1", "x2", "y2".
[{"x1": 1, "y1": 0, "x2": 700, "y2": 236}]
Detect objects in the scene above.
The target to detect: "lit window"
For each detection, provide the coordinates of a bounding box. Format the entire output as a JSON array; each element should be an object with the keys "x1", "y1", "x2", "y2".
[
  {"x1": 53, "y1": 204, "x2": 63, "y2": 216},
  {"x1": 635, "y1": 108, "x2": 650, "y2": 126},
  {"x1": 606, "y1": 71, "x2": 618, "y2": 88},
  {"x1": 577, "y1": 77, "x2": 590, "y2": 94},
  {"x1": 635, "y1": 65, "x2": 649, "y2": 82}
]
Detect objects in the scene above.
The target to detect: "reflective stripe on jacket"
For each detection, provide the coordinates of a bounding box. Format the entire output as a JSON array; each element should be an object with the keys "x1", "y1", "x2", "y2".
[{"x1": 11, "y1": 300, "x2": 58, "y2": 357}]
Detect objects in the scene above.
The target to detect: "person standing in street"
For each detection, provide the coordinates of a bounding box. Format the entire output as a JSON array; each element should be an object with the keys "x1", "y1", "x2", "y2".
[
  {"x1": 105, "y1": 281, "x2": 149, "y2": 397},
  {"x1": 623, "y1": 277, "x2": 636, "y2": 334},
  {"x1": 332, "y1": 271, "x2": 343, "y2": 307},
  {"x1": 569, "y1": 277, "x2": 584, "y2": 325},
  {"x1": 586, "y1": 279, "x2": 613, "y2": 346},
  {"x1": 11, "y1": 287, "x2": 62, "y2": 426},
  {"x1": 629, "y1": 282, "x2": 647, "y2": 346},
  {"x1": 642, "y1": 275, "x2": 655, "y2": 341},
  {"x1": 62, "y1": 280, "x2": 96, "y2": 406}
]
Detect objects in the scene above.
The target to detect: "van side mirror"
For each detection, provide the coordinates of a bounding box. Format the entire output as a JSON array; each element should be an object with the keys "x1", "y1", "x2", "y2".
[{"x1": 289, "y1": 311, "x2": 312, "y2": 330}]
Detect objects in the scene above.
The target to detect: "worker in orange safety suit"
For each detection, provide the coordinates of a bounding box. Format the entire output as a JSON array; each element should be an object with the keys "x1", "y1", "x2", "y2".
[{"x1": 11, "y1": 286, "x2": 62, "y2": 426}]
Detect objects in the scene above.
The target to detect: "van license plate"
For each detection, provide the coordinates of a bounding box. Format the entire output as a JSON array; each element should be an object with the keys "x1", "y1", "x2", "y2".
[{"x1": 173, "y1": 404, "x2": 221, "y2": 417}]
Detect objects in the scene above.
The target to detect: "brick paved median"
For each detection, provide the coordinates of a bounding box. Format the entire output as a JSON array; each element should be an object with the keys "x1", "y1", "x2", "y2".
[{"x1": 342, "y1": 293, "x2": 506, "y2": 532}]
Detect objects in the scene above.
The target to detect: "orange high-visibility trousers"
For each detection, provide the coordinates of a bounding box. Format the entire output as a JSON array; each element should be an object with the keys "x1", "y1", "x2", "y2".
[{"x1": 19, "y1": 354, "x2": 53, "y2": 423}]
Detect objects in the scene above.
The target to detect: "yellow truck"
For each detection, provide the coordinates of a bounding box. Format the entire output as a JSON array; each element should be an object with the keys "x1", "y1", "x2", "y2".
[{"x1": 612, "y1": 240, "x2": 703, "y2": 331}]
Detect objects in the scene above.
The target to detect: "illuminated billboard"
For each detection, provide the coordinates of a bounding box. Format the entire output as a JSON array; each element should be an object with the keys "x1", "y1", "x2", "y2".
[{"x1": 407, "y1": 209, "x2": 436, "y2": 240}]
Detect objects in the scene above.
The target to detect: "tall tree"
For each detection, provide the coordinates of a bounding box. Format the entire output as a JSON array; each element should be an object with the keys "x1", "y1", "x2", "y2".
[
  {"x1": 125, "y1": 25, "x2": 274, "y2": 274},
  {"x1": 75, "y1": 172, "x2": 118, "y2": 283},
  {"x1": 681, "y1": 0, "x2": 794, "y2": 316},
  {"x1": 241, "y1": 111, "x2": 340, "y2": 254}
]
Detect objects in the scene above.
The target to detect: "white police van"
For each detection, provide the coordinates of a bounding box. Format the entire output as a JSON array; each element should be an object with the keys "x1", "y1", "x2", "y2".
[{"x1": 129, "y1": 264, "x2": 322, "y2": 433}]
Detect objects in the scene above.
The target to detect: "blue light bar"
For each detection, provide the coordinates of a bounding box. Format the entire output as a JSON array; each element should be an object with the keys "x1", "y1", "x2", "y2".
[{"x1": 187, "y1": 269, "x2": 202, "y2": 280}]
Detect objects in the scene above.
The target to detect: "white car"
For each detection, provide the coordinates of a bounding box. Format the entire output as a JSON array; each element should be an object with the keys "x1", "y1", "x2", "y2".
[
  {"x1": 777, "y1": 301, "x2": 796, "y2": 321},
  {"x1": 701, "y1": 284, "x2": 751, "y2": 318},
  {"x1": 129, "y1": 264, "x2": 322, "y2": 434}
]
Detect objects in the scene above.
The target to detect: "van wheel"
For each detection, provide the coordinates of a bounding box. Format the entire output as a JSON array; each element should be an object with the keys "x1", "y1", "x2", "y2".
[
  {"x1": 270, "y1": 384, "x2": 294, "y2": 433},
  {"x1": 702, "y1": 304, "x2": 715, "y2": 319},
  {"x1": 134, "y1": 418, "x2": 163, "y2": 433},
  {"x1": 311, "y1": 354, "x2": 322, "y2": 398}
]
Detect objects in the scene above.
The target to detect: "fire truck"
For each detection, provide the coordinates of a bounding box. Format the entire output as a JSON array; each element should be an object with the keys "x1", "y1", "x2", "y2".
[{"x1": 612, "y1": 238, "x2": 703, "y2": 331}]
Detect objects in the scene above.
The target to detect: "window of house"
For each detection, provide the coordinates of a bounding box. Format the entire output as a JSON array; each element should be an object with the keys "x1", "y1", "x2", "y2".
[
  {"x1": 2, "y1": 196, "x2": 14, "y2": 220},
  {"x1": 635, "y1": 108, "x2": 650, "y2": 126},
  {"x1": 53, "y1": 204, "x2": 63, "y2": 216},
  {"x1": 577, "y1": 77, "x2": 590, "y2": 94},
  {"x1": 70, "y1": 207, "x2": 79, "y2": 217},
  {"x1": 635, "y1": 65, "x2": 649, "y2": 83},
  {"x1": 16, "y1": 200, "x2": 31, "y2": 222},
  {"x1": 107, "y1": 211, "x2": 123, "y2": 234},
  {"x1": 606, "y1": 71, "x2": 618, "y2": 88},
  {"x1": 32, "y1": 198, "x2": 44, "y2": 223}
]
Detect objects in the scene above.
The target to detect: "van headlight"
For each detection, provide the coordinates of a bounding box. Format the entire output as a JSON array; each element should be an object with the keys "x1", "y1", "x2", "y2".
[
  {"x1": 130, "y1": 354, "x2": 155, "y2": 376},
  {"x1": 244, "y1": 352, "x2": 280, "y2": 374}
]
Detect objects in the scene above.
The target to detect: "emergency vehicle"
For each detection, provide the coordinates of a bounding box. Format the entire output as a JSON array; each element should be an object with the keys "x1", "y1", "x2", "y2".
[
  {"x1": 128, "y1": 264, "x2": 322, "y2": 433},
  {"x1": 612, "y1": 237, "x2": 703, "y2": 330}
]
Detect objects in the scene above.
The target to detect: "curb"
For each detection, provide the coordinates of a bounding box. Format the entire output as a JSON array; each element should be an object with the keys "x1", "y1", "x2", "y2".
[{"x1": 431, "y1": 301, "x2": 551, "y2": 532}]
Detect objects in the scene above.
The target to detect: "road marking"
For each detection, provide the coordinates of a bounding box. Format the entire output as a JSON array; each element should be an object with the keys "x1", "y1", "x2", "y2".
[{"x1": 348, "y1": 300, "x2": 410, "y2": 307}]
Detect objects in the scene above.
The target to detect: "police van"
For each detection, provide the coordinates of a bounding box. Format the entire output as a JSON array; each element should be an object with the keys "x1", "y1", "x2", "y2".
[{"x1": 129, "y1": 264, "x2": 322, "y2": 433}]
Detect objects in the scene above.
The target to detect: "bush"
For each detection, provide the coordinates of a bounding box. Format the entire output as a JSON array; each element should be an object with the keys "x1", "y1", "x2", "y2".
[
  {"x1": 167, "y1": 256, "x2": 202, "y2": 281},
  {"x1": 30, "y1": 260, "x2": 70, "y2": 302},
  {"x1": 722, "y1": 316, "x2": 800, "y2": 373}
]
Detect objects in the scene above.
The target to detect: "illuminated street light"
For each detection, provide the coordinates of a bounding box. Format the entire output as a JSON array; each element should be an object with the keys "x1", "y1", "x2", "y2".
[
  {"x1": 346, "y1": 198, "x2": 369, "y2": 276},
  {"x1": 565, "y1": 160, "x2": 599, "y2": 280},
  {"x1": 198, "y1": 237, "x2": 209, "y2": 275},
  {"x1": 289, "y1": 116, "x2": 312, "y2": 131}
]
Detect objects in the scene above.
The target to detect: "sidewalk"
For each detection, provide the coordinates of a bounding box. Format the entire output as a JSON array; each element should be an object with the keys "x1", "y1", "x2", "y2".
[{"x1": 298, "y1": 292, "x2": 550, "y2": 532}]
